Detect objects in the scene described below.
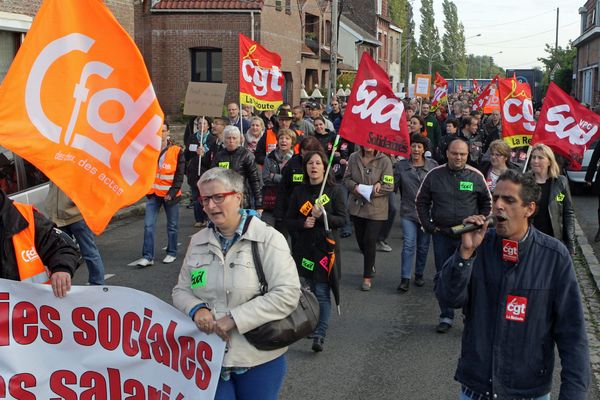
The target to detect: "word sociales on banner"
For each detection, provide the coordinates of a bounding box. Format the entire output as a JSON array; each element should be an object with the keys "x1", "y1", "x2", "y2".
[
  {"x1": 0, "y1": 279, "x2": 225, "y2": 399},
  {"x1": 338, "y1": 53, "x2": 410, "y2": 158}
]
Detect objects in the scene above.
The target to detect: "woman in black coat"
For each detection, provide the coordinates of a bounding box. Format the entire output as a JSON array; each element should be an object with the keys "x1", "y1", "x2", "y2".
[{"x1": 286, "y1": 150, "x2": 347, "y2": 353}]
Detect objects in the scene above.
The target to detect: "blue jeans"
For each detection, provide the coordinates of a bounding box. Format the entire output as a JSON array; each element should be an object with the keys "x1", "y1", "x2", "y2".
[
  {"x1": 310, "y1": 281, "x2": 331, "y2": 338},
  {"x1": 459, "y1": 391, "x2": 549, "y2": 400},
  {"x1": 142, "y1": 195, "x2": 179, "y2": 260},
  {"x1": 62, "y1": 220, "x2": 105, "y2": 285},
  {"x1": 189, "y1": 181, "x2": 206, "y2": 223},
  {"x1": 339, "y1": 183, "x2": 352, "y2": 235},
  {"x1": 432, "y1": 233, "x2": 461, "y2": 325},
  {"x1": 378, "y1": 193, "x2": 397, "y2": 242},
  {"x1": 215, "y1": 355, "x2": 286, "y2": 400},
  {"x1": 400, "y1": 218, "x2": 431, "y2": 279}
]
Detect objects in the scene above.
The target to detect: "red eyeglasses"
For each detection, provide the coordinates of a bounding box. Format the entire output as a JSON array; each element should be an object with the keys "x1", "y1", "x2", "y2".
[{"x1": 199, "y1": 191, "x2": 238, "y2": 206}]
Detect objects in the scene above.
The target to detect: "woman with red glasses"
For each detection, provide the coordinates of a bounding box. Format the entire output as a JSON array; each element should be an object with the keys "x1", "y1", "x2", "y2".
[{"x1": 173, "y1": 167, "x2": 300, "y2": 400}]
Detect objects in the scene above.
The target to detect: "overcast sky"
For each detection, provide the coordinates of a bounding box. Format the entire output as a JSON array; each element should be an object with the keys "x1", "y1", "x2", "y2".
[{"x1": 411, "y1": 0, "x2": 582, "y2": 72}]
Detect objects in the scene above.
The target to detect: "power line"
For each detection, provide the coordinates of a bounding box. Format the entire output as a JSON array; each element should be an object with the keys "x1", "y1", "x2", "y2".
[
  {"x1": 469, "y1": 20, "x2": 578, "y2": 46},
  {"x1": 464, "y1": 9, "x2": 556, "y2": 30}
]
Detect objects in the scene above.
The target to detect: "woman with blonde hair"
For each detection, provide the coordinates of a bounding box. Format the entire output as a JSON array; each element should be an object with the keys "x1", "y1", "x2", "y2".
[
  {"x1": 245, "y1": 116, "x2": 265, "y2": 154},
  {"x1": 529, "y1": 143, "x2": 575, "y2": 254}
]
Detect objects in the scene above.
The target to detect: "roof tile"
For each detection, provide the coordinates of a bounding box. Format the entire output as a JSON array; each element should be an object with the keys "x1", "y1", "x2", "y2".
[{"x1": 153, "y1": 0, "x2": 263, "y2": 10}]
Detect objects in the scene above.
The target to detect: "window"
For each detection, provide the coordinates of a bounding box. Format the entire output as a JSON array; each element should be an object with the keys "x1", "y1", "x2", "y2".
[
  {"x1": 191, "y1": 48, "x2": 222, "y2": 82},
  {"x1": 275, "y1": 0, "x2": 282, "y2": 11},
  {"x1": 0, "y1": 31, "x2": 21, "y2": 83},
  {"x1": 285, "y1": 0, "x2": 292, "y2": 14}
]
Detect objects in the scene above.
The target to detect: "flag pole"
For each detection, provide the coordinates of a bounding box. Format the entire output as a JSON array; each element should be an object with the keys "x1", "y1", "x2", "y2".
[
  {"x1": 197, "y1": 116, "x2": 205, "y2": 177},
  {"x1": 317, "y1": 134, "x2": 340, "y2": 202},
  {"x1": 522, "y1": 145, "x2": 533, "y2": 173}
]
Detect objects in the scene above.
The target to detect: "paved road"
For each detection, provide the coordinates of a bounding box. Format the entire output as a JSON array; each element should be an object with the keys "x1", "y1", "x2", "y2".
[{"x1": 78, "y1": 193, "x2": 600, "y2": 399}]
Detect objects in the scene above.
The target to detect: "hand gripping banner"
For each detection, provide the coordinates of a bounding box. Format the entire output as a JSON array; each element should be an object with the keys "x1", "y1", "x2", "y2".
[
  {"x1": 498, "y1": 77, "x2": 536, "y2": 147},
  {"x1": 239, "y1": 34, "x2": 283, "y2": 112},
  {"x1": 532, "y1": 82, "x2": 600, "y2": 169},
  {"x1": 338, "y1": 53, "x2": 410, "y2": 157},
  {"x1": 0, "y1": 0, "x2": 164, "y2": 234}
]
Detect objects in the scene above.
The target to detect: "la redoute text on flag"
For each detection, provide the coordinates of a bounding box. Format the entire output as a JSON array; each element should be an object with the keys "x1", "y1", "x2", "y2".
[
  {"x1": 338, "y1": 53, "x2": 410, "y2": 158},
  {"x1": 239, "y1": 34, "x2": 283, "y2": 112},
  {"x1": 0, "y1": 0, "x2": 164, "y2": 234}
]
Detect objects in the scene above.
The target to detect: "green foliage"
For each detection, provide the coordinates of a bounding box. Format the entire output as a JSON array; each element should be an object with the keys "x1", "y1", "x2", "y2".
[
  {"x1": 416, "y1": 0, "x2": 441, "y2": 74},
  {"x1": 538, "y1": 43, "x2": 576, "y2": 94},
  {"x1": 440, "y1": 0, "x2": 466, "y2": 78},
  {"x1": 388, "y1": 0, "x2": 408, "y2": 30}
]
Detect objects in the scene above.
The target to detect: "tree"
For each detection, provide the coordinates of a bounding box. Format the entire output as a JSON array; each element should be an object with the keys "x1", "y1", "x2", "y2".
[
  {"x1": 388, "y1": 0, "x2": 408, "y2": 29},
  {"x1": 538, "y1": 43, "x2": 576, "y2": 95},
  {"x1": 441, "y1": 0, "x2": 466, "y2": 79},
  {"x1": 416, "y1": 0, "x2": 441, "y2": 75}
]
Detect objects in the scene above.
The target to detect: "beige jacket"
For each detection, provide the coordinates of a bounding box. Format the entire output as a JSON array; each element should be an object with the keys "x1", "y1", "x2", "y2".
[
  {"x1": 343, "y1": 151, "x2": 394, "y2": 220},
  {"x1": 172, "y1": 217, "x2": 301, "y2": 368},
  {"x1": 44, "y1": 182, "x2": 83, "y2": 227}
]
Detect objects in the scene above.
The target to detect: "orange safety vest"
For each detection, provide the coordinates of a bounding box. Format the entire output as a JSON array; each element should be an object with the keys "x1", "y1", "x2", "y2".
[
  {"x1": 12, "y1": 202, "x2": 50, "y2": 284},
  {"x1": 265, "y1": 129, "x2": 303, "y2": 155},
  {"x1": 149, "y1": 145, "x2": 182, "y2": 198}
]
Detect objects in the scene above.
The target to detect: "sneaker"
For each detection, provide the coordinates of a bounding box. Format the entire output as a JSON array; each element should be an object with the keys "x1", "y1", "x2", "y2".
[
  {"x1": 397, "y1": 278, "x2": 409, "y2": 292},
  {"x1": 436, "y1": 322, "x2": 452, "y2": 334},
  {"x1": 130, "y1": 258, "x2": 153, "y2": 267},
  {"x1": 361, "y1": 279, "x2": 372, "y2": 291},
  {"x1": 376, "y1": 241, "x2": 392, "y2": 252},
  {"x1": 340, "y1": 231, "x2": 352, "y2": 238},
  {"x1": 194, "y1": 221, "x2": 208, "y2": 228},
  {"x1": 312, "y1": 337, "x2": 324, "y2": 352},
  {"x1": 163, "y1": 255, "x2": 176, "y2": 264},
  {"x1": 414, "y1": 275, "x2": 425, "y2": 287}
]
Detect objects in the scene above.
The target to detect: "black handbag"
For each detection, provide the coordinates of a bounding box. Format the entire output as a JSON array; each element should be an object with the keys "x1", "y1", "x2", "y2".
[{"x1": 243, "y1": 241, "x2": 320, "y2": 351}]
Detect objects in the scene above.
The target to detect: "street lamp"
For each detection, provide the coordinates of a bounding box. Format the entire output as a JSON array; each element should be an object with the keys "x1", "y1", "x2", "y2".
[
  {"x1": 428, "y1": 51, "x2": 443, "y2": 76},
  {"x1": 453, "y1": 33, "x2": 481, "y2": 93}
]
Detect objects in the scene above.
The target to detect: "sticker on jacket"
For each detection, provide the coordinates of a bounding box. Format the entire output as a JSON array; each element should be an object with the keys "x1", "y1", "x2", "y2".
[
  {"x1": 505, "y1": 295, "x2": 527, "y2": 322},
  {"x1": 301, "y1": 258, "x2": 315, "y2": 271},
  {"x1": 292, "y1": 173, "x2": 304, "y2": 183},
  {"x1": 218, "y1": 161, "x2": 230, "y2": 169},
  {"x1": 190, "y1": 268, "x2": 207, "y2": 288},
  {"x1": 299, "y1": 201, "x2": 313, "y2": 216},
  {"x1": 502, "y1": 239, "x2": 518, "y2": 263},
  {"x1": 459, "y1": 181, "x2": 473, "y2": 191},
  {"x1": 383, "y1": 175, "x2": 394, "y2": 184},
  {"x1": 317, "y1": 194, "x2": 330, "y2": 206},
  {"x1": 556, "y1": 192, "x2": 565, "y2": 202}
]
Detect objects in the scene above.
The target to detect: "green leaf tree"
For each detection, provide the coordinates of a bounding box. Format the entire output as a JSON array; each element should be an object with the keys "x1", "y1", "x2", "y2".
[
  {"x1": 537, "y1": 43, "x2": 576, "y2": 95},
  {"x1": 441, "y1": 0, "x2": 466, "y2": 79},
  {"x1": 417, "y1": 0, "x2": 441, "y2": 75}
]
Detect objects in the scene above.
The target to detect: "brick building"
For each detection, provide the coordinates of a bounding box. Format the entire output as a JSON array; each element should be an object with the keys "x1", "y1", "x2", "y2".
[
  {"x1": 573, "y1": 0, "x2": 600, "y2": 109},
  {"x1": 135, "y1": 0, "x2": 337, "y2": 118},
  {"x1": 0, "y1": 1, "x2": 134, "y2": 82}
]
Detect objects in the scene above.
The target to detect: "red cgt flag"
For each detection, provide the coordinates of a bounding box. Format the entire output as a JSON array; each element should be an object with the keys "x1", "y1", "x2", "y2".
[
  {"x1": 0, "y1": 0, "x2": 163, "y2": 234},
  {"x1": 532, "y1": 82, "x2": 600, "y2": 169},
  {"x1": 498, "y1": 76, "x2": 536, "y2": 147},
  {"x1": 472, "y1": 79, "x2": 481, "y2": 95},
  {"x1": 338, "y1": 53, "x2": 410, "y2": 157},
  {"x1": 473, "y1": 75, "x2": 498, "y2": 111},
  {"x1": 435, "y1": 72, "x2": 448, "y2": 88},
  {"x1": 431, "y1": 72, "x2": 448, "y2": 111},
  {"x1": 239, "y1": 34, "x2": 283, "y2": 112}
]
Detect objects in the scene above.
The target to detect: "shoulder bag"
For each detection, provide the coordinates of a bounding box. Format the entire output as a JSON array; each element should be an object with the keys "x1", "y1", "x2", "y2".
[{"x1": 243, "y1": 241, "x2": 320, "y2": 351}]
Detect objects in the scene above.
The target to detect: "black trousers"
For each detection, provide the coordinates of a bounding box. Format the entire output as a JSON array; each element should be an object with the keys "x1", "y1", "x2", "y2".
[{"x1": 351, "y1": 216, "x2": 383, "y2": 278}]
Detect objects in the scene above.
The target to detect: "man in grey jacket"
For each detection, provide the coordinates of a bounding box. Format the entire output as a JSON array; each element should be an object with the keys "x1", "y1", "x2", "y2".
[{"x1": 45, "y1": 182, "x2": 105, "y2": 285}]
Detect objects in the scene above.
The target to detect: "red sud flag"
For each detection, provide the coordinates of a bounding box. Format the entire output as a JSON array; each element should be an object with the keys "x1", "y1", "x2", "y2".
[
  {"x1": 239, "y1": 34, "x2": 283, "y2": 112},
  {"x1": 532, "y1": 82, "x2": 600, "y2": 169},
  {"x1": 338, "y1": 53, "x2": 410, "y2": 157},
  {"x1": 431, "y1": 72, "x2": 448, "y2": 111},
  {"x1": 0, "y1": 0, "x2": 164, "y2": 234},
  {"x1": 498, "y1": 77, "x2": 536, "y2": 147}
]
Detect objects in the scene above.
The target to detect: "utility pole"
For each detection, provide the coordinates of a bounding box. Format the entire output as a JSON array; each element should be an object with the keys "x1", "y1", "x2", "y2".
[
  {"x1": 404, "y1": 7, "x2": 412, "y2": 96},
  {"x1": 328, "y1": 0, "x2": 339, "y2": 105},
  {"x1": 555, "y1": 7, "x2": 559, "y2": 55}
]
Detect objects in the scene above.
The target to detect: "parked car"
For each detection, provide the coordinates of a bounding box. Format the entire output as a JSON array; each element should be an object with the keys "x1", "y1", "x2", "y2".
[
  {"x1": 565, "y1": 138, "x2": 600, "y2": 193},
  {"x1": 0, "y1": 146, "x2": 50, "y2": 208}
]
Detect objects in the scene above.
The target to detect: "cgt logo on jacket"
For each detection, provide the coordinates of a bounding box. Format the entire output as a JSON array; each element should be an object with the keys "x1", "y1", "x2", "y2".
[{"x1": 505, "y1": 295, "x2": 528, "y2": 322}]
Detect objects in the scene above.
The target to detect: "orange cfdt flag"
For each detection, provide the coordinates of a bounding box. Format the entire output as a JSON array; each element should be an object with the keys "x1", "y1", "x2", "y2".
[{"x1": 0, "y1": 0, "x2": 164, "y2": 234}]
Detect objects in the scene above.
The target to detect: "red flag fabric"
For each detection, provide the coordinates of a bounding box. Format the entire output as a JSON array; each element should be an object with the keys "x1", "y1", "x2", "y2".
[
  {"x1": 472, "y1": 79, "x2": 481, "y2": 95},
  {"x1": 0, "y1": 0, "x2": 164, "y2": 234},
  {"x1": 498, "y1": 77, "x2": 536, "y2": 147},
  {"x1": 532, "y1": 82, "x2": 600, "y2": 169},
  {"x1": 473, "y1": 75, "x2": 498, "y2": 111},
  {"x1": 338, "y1": 53, "x2": 410, "y2": 157},
  {"x1": 431, "y1": 72, "x2": 448, "y2": 111},
  {"x1": 239, "y1": 33, "x2": 283, "y2": 111}
]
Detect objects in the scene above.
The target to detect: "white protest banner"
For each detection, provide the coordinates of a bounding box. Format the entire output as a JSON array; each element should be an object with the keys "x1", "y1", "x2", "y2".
[
  {"x1": 414, "y1": 74, "x2": 431, "y2": 98},
  {"x1": 0, "y1": 279, "x2": 225, "y2": 399},
  {"x1": 183, "y1": 82, "x2": 228, "y2": 117}
]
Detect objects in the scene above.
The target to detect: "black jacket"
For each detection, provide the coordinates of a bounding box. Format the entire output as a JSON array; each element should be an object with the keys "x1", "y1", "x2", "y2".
[
  {"x1": 183, "y1": 119, "x2": 217, "y2": 184},
  {"x1": 435, "y1": 227, "x2": 589, "y2": 400},
  {"x1": 0, "y1": 190, "x2": 79, "y2": 281},
  {"x1": 286, "y1": 183, "x2": 346, "y2": 282},
  {"x1": 212, "y1": 146, "x2": 263, "y2": 209},
  {"x1": 585, "y1": 142, "x2": 600, "y2": 190},
  {"x1": 274, "y1": 153, "x2": 304, "y2": 220},
  {"x1": 416, "y1": 164, "x2": 492, "y2": 234},
  {"x1": 534, "y1": 176, "x2": 576, "y2": 253}
]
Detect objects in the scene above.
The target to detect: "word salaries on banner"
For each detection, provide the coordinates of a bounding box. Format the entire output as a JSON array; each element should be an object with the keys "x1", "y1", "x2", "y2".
[{"x1": 0, "y1": 279, "x2": 225, "y2": 399}]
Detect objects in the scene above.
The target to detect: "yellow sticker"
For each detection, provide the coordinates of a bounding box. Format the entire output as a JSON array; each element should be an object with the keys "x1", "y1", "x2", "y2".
[
  {"x1": 292, "y1": 174, "x2": 304, "y2": 183},
  {"x1": 556, "y1": 192, "x2": 565, "y2": 202},
  {"x1": 218, "y1": 161, "x2": 230, "y2": 169},
  {"x1": 383, "y1": 175, "x2": 394, "y2": 184},
  {"x1": 317, "y1": 194, "x2": 330, "y2": 206}
]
